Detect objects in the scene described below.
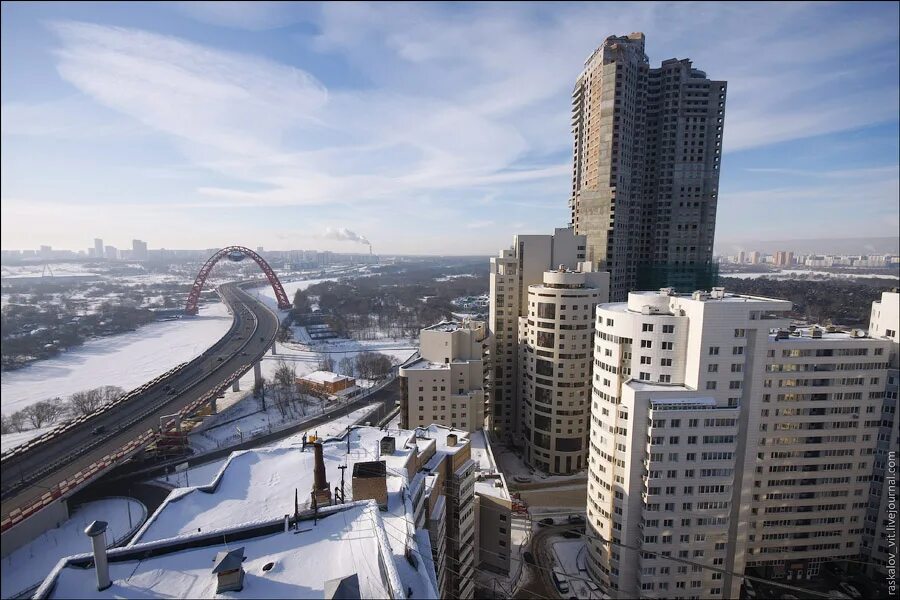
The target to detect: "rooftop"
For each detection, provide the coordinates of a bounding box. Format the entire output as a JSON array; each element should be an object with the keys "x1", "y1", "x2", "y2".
[
  {"x1": 424, "y1": 320, "x2": 464, "y2": 333},
  {"x1": 38, "y1": 501, "x2": 400, "y2": 599},
  {"x1": 300, "y1": 370, "x2": 354, "y2": 384},
  {"x1": 126, "y1": 426, "x2": 438, "y2": 599}
]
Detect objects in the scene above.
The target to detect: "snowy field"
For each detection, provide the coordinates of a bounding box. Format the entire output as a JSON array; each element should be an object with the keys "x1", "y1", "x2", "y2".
[
  {"x1": 0, "y1": 497, "x2": 146, "y2": 599},
  {"x1": 0, "y1": 302, "x2": 231, "y2": 450}
]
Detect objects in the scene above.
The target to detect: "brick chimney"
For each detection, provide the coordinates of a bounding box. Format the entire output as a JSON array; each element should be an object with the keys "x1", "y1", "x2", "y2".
[{"x1": 311, "y1": 442, "x2": 332, "y2": 507}]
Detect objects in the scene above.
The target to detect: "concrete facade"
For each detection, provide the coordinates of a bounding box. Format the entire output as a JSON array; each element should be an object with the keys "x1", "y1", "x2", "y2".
[
  {"x1": 488, "y1": 227, "x2": 607, "y2": 442},
  {"x1": 399, "y1": 321, "x2": 489, "y2": 433},
  {"x1": 570, "y1": 33, "x2": 725, "y2": 300},
  {"x1": 585, "y1": 288, "x2": 891, "y2": 598},
  {"x1": 521, "y1": 268, "x2": 606, "y2": 474},
  {"x1": 862, "y1": 290, "x2": 899, "y2": 575}
]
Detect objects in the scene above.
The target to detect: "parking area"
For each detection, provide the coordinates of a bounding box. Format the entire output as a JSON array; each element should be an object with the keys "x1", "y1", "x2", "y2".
[{"x1": 742, "y1": 563, "x2": 891, "y2": 600}]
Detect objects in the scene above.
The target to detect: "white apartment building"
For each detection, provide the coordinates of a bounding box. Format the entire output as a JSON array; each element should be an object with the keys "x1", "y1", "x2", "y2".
[
  {"x1": 520, "y1": 268, "x2": 606, "y2": 474},
  {"x1": 400, "y1": 320, "x2": 489, "y2": 433},
  {"x1": 747, "y1": 325, "x2": 889, "y2": 580},
  {"x1": 489, "y1": 227, "x2": 609, "y2": 441},
  {"x1": 863, "y1": 289, "x2": 899, "y2": 574},
  {"x1": 586, "y1": 287, "x2": 891, "y2": 599}
]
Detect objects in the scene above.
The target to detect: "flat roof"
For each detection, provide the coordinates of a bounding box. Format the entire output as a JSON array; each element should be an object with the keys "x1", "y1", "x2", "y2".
[
  {"x1": 300, "y1": 370, "x2": 353, "y2": 384},
  {"x1": 128, "y1": 426, "x2": 437, "y2": 599},
  {"x1": 42, "y1": 502, "x2": 396, "y2": 599}
]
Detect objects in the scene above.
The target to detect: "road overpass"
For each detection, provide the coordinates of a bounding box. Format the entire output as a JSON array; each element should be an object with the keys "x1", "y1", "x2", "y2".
[{"x1": 0, "y1": 282, "x2": 280, "y2": 550}]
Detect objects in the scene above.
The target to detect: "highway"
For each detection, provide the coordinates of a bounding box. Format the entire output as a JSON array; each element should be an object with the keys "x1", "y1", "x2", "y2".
[{"x1": 0, "y1": 282, "x2": 280, "y2": 523}]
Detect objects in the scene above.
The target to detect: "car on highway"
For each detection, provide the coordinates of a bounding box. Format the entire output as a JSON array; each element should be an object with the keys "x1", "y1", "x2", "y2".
[
  {"x1": 827, "y1": 591, "x2": 851, "y2": 600},
  {"x1": 241, "y1": 352, "x2": 248, "y2": 356},
  {"x1": 567, "y1": 514, "x2": 585, "y2": 525},
  {"x1": 838, "y1": 583, "x2": 861, "y2": 599},
  {"x1": 166, "y1": 388, "x2": 177, "y2": 396},
  {"x1": 513, "y1": 475, "x2": 532, "y2": 483},
  {"x1": 523, "y1": 551, "x2": 535, "y2": 565},
  {"x1": 551, "y1": 568, "x2": 570, "y2": 594},
  {"x1": 538, "y1": 517, "x2": 555, "y2": 527},
  {"x1": 217, "y1": 357, "x2": 225, "y2": 362},
  {"x1": 91, "y1": 425, "x2": 106, "y2": 435}
]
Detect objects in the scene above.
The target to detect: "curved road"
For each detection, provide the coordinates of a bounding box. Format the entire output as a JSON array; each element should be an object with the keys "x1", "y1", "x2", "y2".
[{"x1": 0, "y1": 282, "x2": 279, "y2": 522}]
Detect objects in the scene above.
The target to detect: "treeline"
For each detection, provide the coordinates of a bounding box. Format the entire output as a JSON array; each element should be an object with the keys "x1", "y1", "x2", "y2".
[
  {"x1": 1, "y1": 386, "x2": 124, "y2": 435},
  {"x1": 288, "y1": 260, "x2": 488, "y2": 339},
  {"x1": 719, "y1": 277, "x2": 896, "y2": 326},
  {"x1": 1, "y1": 301, "x2": 157, "y2": 370}
]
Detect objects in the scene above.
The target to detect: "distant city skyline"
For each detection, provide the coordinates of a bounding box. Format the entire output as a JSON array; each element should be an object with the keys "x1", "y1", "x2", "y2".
[{"x1": 1, "y1": 2, "x2": 898, "y2": 254}]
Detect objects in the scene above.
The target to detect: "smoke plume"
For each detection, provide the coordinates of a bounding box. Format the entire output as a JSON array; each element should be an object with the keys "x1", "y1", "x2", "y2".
[{"x1": 323, "y1": 227, "x2": 370, "y2": 246}]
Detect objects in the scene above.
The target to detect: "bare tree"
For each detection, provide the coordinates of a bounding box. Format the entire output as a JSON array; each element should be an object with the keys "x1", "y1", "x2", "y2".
[
  {"x1": 24, "y1": 399, "x2": 64, "y2": 429},
  {"x1": 338, "y1": 357, "x2": 356, "y2": 378},
  {"x1": 355, "y1": 351, "x2": 394, "y2": 380},
  {"x1": 318, "y1": 353, "x2": 335, "y2": 372},
  {"x1": 272, "y1": 359, "x2": 296, "y2": 389},
  {"x1": 0, "y1": 414, "x2": 11, "y2": 434},
  {"x1": 69, "y1": 388, "x2": 103, "y2": 416},
  {"x1": 99, "y1": 386, "x2": 125, "y2": 405},
  {"x1": 7, "y1": 410, "x2": 27, "y2": 433}
]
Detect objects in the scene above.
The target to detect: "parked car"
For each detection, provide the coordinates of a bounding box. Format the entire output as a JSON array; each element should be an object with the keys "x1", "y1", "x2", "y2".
[
  {"x1": 538, "y1": 517, "x2": 555, "y2": 527},
  {"x1": 567, "y1": 514, "x2": 585, "y2": 525},
  {"x1": 523, "y1": 551, "x2": 535, "y2": 565},
  {"x1": 551, "y1": 568, "x2": 570, "y2": 594},
  {"x1": 838, "y1": 583, "x2": 861, "y2": 599}
]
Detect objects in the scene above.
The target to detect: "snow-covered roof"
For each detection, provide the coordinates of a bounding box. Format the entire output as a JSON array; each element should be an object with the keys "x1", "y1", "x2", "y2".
[
  {"x1": 300, "y1": 370, "x2": 354, "y2": 384},
  {"x1": 38, "y1": 502, "x2": 401, "y2": 600},
  {"x1": 128, "y1": 426, "x2": 438, "y2": 599},
  {"x1": 470, "y1": 429, "x2": 511, "y2": 501}
]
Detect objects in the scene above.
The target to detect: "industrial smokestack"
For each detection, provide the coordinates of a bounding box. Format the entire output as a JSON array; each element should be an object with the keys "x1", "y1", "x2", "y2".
[{"x1": 85, "y1": 520, "x2": 111, "y2": 591}]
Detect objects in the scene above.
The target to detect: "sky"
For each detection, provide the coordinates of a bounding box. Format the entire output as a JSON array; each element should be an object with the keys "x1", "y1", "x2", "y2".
[{"x1": 1, "y1": 1, "x2": 898, "y2": 256}]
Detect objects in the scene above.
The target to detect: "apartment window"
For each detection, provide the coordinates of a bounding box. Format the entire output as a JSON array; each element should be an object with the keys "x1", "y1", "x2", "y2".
[
  {"x1": 641, "y1": 340, "x2": 653, "y2": 348},
  {"x1": 661, "y1": 358, "x2": 673, "y2": 366},
  {"x1": 706, "y1": 381, "x2": 717, "y2": 390},
  {"x1": 640, "y1": 372, "x2": 651, "y2": 381},
  {"x1": 708, "y1": 364, "x2": 718, "y2": 373},
  {"x1": 734, "y1": 329, "x2": 745, "y2": 338},
  {"x1": 662, "y1": 325, "x2": 675, "y2": 334},
  {"x1": 732, "y1": 346, "x2": 744, "y2": 355},
  {"x1": 642, "y1": 323, "x2": 654, "y2": 332},
  {"x1": 709, "y1": 346, "x2": 720, "y2": 355},
  {"x1": 662, "y1": 342, "x2": 674, "y2": 350}
]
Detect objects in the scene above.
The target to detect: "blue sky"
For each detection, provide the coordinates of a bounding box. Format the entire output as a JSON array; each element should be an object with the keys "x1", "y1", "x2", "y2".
[{"x1": 1, "y1": 1, "x2": 898, "y2": 255}]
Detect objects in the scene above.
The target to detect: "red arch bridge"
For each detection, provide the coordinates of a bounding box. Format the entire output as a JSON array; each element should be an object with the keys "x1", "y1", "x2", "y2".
[{"x1": 184, "y1": 246, "x2": 292, "y2": 315}]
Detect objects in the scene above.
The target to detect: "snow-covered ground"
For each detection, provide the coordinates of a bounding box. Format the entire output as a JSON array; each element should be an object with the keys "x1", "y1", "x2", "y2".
[
  {"x1": 552, "y1": 539, "x2": 603, "y2": 598},
  {"x1": 495, "y1": 444, "x2": 588, "y2": 485},
  {"x1": 0, "y1": 497, "x2": 146, "y2": 599},
  {"x1": 154, "y1": 458, "x2": 229, "y2": 488},
  {"x1": 1, "y1": 302, "x2": 231, "y2": 417}
]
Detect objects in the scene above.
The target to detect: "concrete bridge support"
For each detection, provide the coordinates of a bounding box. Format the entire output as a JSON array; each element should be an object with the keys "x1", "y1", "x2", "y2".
[
  {"x1": 1, "y1": 499, "x2": 69, "y2": 559},
  {"x1": 254, "y1": 361, "x2": 262, "y2": 387},
  {"x1": 271, "y1": 343, "x2": 277, "y2": 356},
  {"x1": 232, "y1": 379, "x2": 240, "y2": 392}
]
